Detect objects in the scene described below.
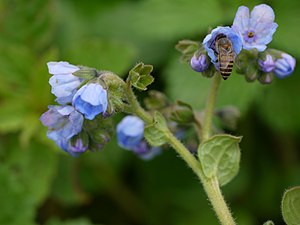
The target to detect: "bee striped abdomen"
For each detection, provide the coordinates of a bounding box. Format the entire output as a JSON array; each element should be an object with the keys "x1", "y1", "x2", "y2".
[{"x1": 219, "y1": 55, "x2": 234, "y2": 80}]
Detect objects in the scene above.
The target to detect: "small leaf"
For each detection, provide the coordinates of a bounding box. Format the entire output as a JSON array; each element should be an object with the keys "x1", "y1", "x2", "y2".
[
  {"x1": 144, "y1": 112, "x2": 168, "y2": 146},
  {"x1": 263, "y1": 221, "x2": 275, "y2": 225},
  {"x1": 281, "y1": 186, "x2": 300, "y2": 225},
  {"x1": 198, "y1": 134, "x2": 242, "y2": 186}
]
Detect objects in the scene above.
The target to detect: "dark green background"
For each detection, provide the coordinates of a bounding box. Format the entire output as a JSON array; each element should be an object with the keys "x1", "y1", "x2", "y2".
[{"x1": 0, "y1": 0, "x2": 299, "y2": 224}]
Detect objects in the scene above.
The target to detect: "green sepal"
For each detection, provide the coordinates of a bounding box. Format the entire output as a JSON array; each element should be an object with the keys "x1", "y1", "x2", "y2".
[
  {"x1": 73, "y1": 66, "x2": 98, "y2": 79},
  {"x1": 128, "y1": 62, "x2": 154, "y2": 91},
  {"x1": 198, "y1": 134, "x2": 242, "y2": 186},
  {"x1": 263, "y1": 221, "x2": 275, "y2": 225},
  {"x1": 258, "y1": 72, "x2": 273, "y2": 85},
  {"x1": 144, "y1": 90, "x2": 169, "y2": 110},
  {"x1": 144, "y1": 111, "x2": 168, "y2": 147},
  {"x1": 169, "y1": 100, "x2": 194, "y2": 124},
  {"x1": 175, "y1": 39, "x2": 200, "y2": 63},
  {"x1": 83, "y1": 115, "x2": 114, "y2": 151},
  {"x1": 281, "y1": 186, "x2": 300, "y2": 225},
  {"x1": 98, "y1": 72, "x2": 127, "y2": 114}
]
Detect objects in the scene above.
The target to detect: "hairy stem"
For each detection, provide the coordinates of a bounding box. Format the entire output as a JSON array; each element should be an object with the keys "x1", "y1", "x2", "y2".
[
  {"x1": 202, "y1": 73, "x2": 222, "y2": 141},
  {"x1": 126, "y1": 79, "x2": 235, "y2": 225}
]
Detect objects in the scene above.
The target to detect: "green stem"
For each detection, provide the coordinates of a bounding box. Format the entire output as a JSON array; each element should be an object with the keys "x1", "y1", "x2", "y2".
[
  {"x1": 125, "y1": 80, "x2": 235, "y2": 225},
  {"x1": 202, "y1": 73, "x2": 222, "y2": 141}
]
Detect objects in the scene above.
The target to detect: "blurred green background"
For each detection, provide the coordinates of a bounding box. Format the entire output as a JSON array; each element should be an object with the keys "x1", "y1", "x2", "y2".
[{"x1": 0, "y1": 0, "x2": 299, "y2": 224}]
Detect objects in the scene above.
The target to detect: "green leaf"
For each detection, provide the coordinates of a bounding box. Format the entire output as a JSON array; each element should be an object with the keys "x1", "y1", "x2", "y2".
[
  {"x1": 198, "y1": 134, "x2": 242, "y2": 186},
  {"x1": 282, "y1": 186, "x2": 300, "y2": 225},
  {"x1": 144, "y1": 112, "x2": 168, "y2": 146},
  {"x1": 263, "y1": 221, "x2": 275, "y2": 225}
]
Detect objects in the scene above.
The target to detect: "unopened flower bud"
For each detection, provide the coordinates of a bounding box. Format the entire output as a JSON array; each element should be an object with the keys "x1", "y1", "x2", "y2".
[
  {"x1": 274, "y1": 53, "x2": 296, "y2": 78},
  {"x1": 169, "y1": 101, "x2": 194, "y2": 124},
  {"x1": 190, "y1": 54, "x2": 209, "y2": 72},
  {"x1": 258, "y1": 72, "x2": 273, "y2": 84},
  {"x1": 132, "y1": 141, "x2": 161, "y2": 160},
  {"x1": 258, "y1": 54, "x2": 276, "y2": 73},
  {"x1": 68, "y1": 131, "x2": 89, "y2": 155},
  {"x1": 245, "y1": 65, "x2": 258, "y2": 82}
]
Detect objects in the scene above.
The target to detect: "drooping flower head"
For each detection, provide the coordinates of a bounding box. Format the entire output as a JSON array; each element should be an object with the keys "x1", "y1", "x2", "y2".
[
  {"x1": 203, "y1": 26, "x2": 243, "y2": 66},
  {"x1": 232, "y1": 4, "x2": 278, "y2": 52},
  {"x1": 47, "y1": 62, "x2": 83, "y2": 105},
  {"x1": 72, "y1": 83, "x2": 108, "y2": 120},
  {"x1": 274, "y1": 53, "x2": 296, "y2": 79},
  {"x1": 40, "y1": 105, "x2": 84, "y2": 155},
  {"x1": 117, "y1": 116, "x2": 144, "y2": 150}
]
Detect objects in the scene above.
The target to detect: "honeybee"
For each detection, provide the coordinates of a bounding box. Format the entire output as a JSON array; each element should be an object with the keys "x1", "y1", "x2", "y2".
[{"x1": 215, "y1": 34, "x2": 235, "y2": 80}]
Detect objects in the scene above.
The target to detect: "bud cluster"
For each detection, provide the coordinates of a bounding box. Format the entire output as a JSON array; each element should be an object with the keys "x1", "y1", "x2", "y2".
[
  {"x1": 177, "y1": 4, "x2": 296, "y2": 84},
  {"x1": 40, "y1": 62, "x2": 122, "y2": 156}
]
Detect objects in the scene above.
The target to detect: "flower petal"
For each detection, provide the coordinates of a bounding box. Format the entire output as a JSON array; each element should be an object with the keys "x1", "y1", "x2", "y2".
[
  {"x1": 47, "y1": 61, "x2": 79, "y2": 75},
  {"x1": 232, "y1": 6, "x2": 250, "y2": 33}
]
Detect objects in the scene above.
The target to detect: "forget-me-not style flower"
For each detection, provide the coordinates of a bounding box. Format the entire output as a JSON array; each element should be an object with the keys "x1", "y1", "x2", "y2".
[
  {"x1": 72, "y1": 83, "x2": 108, "y2": 120},
  {"x1": 117, "y1": 116, "x2": 144, "y2": 150},
  {"x1": 232, "y1": 4, "x2": 278, "y2": 52},
  {"x1": 40, "y1": 105, "x2": 84, "y2": 155},
  {"x1": 203, "y1": 26, "x2": 243, "y2": 66},
  {"x1": 190, "y1": 54, "x2": 209, "y2": 72},
  {"x1": 274, "y1": 53, "x2": 296, "y2": 78},
  {"x1": 259, "y1": 54, "x2": 276, "y2": 73},
  {"x1": 48, "y1": 61, "x2": 82, "y2": 105}
]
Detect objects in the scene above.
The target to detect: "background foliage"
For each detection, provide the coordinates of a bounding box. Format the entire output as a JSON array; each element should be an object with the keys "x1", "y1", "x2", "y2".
[{"x1": 0, "y1": 0, "x2": 299, "y2": 224}]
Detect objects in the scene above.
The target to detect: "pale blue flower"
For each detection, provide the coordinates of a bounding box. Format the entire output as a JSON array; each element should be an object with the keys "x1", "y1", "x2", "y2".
[
  {"x1": 40, "y1": 105, "x2": 84, "y2": 155},
  {"x1": 47, "y1": 61, "x2": 82, "y2": 105},
  {"x1": 203, "y1": 26, "x2": 243, "y2": 65},
  {"x1": 232, "y1": 4, "x2": 278, "y2": 52},
  {"x1": 72, "y1": 83, "x2": 108, "y2": 120},
  {"x1": 117, "y1": 116, "x2": 144, "y2": 150},
  {"x1": 274, "y1": 53, "x2": 296, "y2": 78},
  {"x1": 259, "y1": 54, "x2": 276, "y2": 73},
  {"x1": 190, "y1": 54, "x2": 209, "y2": 72}
]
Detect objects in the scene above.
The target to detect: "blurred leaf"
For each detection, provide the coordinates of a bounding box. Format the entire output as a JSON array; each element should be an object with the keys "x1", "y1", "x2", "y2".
[
  {"x1": 46, "y1": 217, "x2": 96, "y2": 225},
  {"x1": 165, "y1": 56, "x2": 263, "y2": 113},
  {"x1": 0, "y1": 139, "x2": 57, "y2": 225},
  {"x1": 198, "y1": 134, "x2": 241, "y2": 186},
  {"x1": 263, "y1": 221, "x2": 275, "y2": 225},
  {"x1": 62, "y1": 38, "x2": 137, "y2": 75},
  {"x1": 281, "y1": 186, "x2": 300, "y2": 225}
]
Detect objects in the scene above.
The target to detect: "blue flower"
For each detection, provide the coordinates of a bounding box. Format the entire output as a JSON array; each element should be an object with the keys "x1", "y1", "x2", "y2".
[
  {"x1": 132, "y1": 141, "x2": 161, "y2": 160},
  {"x1": 117, "y1": 116, "x2": 144, "y2": 150},
  {"x1": 40, "y1": 105, "x2": 84, "y2": 155},
  {"x1": 190, "y1": 54, "x2": 209, "y2": 72},
  {"x1": 202, "y1": 26, "x2": 243, "y2": 65},
  {"x1": 258, "y1": 54, "x2": 276, "y2": 73},
  {"x1": 274, "y1": 53, "x2": 296, "y2": 78},
  {"x1": 72, "y1": 83, "x2": 108, "y2": 120},
  {"x1": 232, "y1": 4, "x2": 278, "y2": 52},
  {"x1": 47, "y1": 61, "x2": 82, "y2": 105}
]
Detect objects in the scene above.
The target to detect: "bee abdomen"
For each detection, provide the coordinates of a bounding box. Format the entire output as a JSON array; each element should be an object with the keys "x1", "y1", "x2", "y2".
[{"x1": 219, "y1": 60, "x2": 233, "y2": 80}]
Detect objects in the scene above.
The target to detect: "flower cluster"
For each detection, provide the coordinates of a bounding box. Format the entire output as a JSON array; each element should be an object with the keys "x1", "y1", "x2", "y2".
[
  {"x1": 116, "y1": 116, "x2": 161, "y2": 160},
  {"x1": 188, "y1": 4, "x2": 296, "y2": 83},
  {"x1": 40, "y1": 62, "x2": 109, "y2": 156}
]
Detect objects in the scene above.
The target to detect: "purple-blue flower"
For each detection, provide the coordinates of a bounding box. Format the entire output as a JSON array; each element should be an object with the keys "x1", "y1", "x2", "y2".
[
  {"x1": 259, "y1": 54, "x2": 276, "y2": 73},
  {"x1": 117, "y1": 116, "x2": 144, "y2": 150},
  {"x1": 40, "y1": 105, "x2": 84, "y2": 155},
  {"x1": 132, "y1": 141, "x2": 161, "y2": 160},
  {"x1": 72, "y1": 83, "x2": 108, "y2": 120},
  {"x1": 190, "y1": 54, "x2": 209, "y2": 72},
  {"x1": 47, "y1": 61, "x2": 82, "y2": 105},
  {"x1": 232, "y1": 4, "x2": 278, "y2": 52},
  {"x1": 274, "y1": 53, "x2": 296, "y2": 78},
  {"x1": 203, "y1": 26, "x2": 243, "y2": 65}
]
